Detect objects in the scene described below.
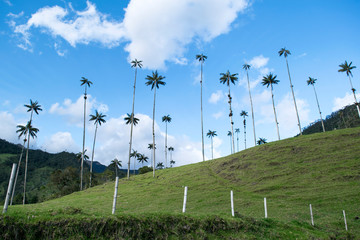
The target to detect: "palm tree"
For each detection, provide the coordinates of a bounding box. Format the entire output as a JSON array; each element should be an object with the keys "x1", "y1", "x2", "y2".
[
  {"x1": 279, "y1": 48, "x2": 302, "y2": 135},
  {"x1": 262, "y1": 73, "x2": 280, "y2": 140},
  {"x1": 10, "y1": 125, "x2": 28, "y2": 205},
  {"x1": 307, "y1": 77, "x2": 325, "y2": 132},
  {"x1": 89, "y1": 110, "x2": 106, "y2": 187},
  {"x1": 126, "y1": 59, "x2": 143, "y2": 179},
  {"x1": 243, "y1": 64, "x2": 257, "y2": 146},
  {"x1": 196, "y1": 54, "x2": 207, "y2": 162},
  {"x1": 24, "y1": 99, "x2": 42, "y2": 122},
  {"x1": 220, "y1": 70, "x2": 238, "y2": 153},
  {"x1": 338, "y1": 61, "x2": 360, "y2": 118},
  {"x1": 227, "y1": 131, "x2": 233, "y2": 154},
  {"x1": 110, "y1": 158, "x2": 122, "y2": 178},
  {"x1": 170, "y1": 159, "x2": 175, "y2": 167},
  {"x1": 137, "y1": 154, "x2": 149, "y2": 167},
  {"x1": 76, "y1": 150, "x2": 89, "y2": 163},
  {"x1": 206, "y1": 130, "x2": 217, "y2": 160},
  {"x1": 156, "y1": 162, "x2": 164, "y2": 170},
  {"x1": 168, "y1": 146, "x2": 174, "y2": 166},
  {"x1": 162, "y1": 115, "x2": 171, "y2": 168},
  {"x1": 240, "y1": 110, "x2": 248, "y2": 149},
  {"x1": 235, "y1": 128, "x2": 240, "y2": 152},
  {"x1": 20, "y1": 121, "x2": 39, "y2": 204},
  {"x1": 124, "y1": 113, "x2": 140, "y2": 125},
  {"x1": 130, "y1": 150, "x2": 141, "y2": 175},
  {"x1": 80, "y1": 77, "x2": 93, "y2": 190},
  {"x1": 148, "y1": 143, "x2": 156, "y2": 167},
  {"x1": 257, "y1": 138, "x2": 267, "y2": 145},
  {"x1": 145, "y1": 71, "x2": 166, "y2": 177}
]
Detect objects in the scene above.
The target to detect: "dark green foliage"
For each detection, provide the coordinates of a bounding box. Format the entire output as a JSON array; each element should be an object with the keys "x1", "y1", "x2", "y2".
[
  {"x1": 50, "y1": 167, "x2": 79, "y2": 196},
  {"x1": 138, "y1": 166, "x2": 153, "y2": 174},
  {"x1": 302, "y1": 104, "x2": 360, "y2": 135}
]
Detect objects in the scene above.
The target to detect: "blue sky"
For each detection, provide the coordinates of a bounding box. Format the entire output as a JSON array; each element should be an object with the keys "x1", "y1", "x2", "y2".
[{"x1": 0, "y1": 0, "x2": 359, "y2": 168}]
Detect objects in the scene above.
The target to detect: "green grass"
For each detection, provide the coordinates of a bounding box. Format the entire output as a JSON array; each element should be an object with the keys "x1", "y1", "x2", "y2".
[{"x1": 3, "y1": 127, "x2": 360, "y2": 239}]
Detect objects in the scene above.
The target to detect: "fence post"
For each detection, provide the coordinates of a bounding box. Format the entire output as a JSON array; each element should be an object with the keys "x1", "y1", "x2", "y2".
[
  {"x1": 112, "y1": 177, "x2": 119, "y2": 215},
  {"x1": 182, "y1": 186, "x2": 188, "y2": 213},
  {"x1": 343, "y1": 210, "x2": 348, "y2": 231},
  {"x1": 3, "y1": 163, "x2": 17, "y2": 214},
  {"x1": 309, "y1": 204, "x2": 314, "y2": 226},
  {"x1": 230, "y1": 190, "x2": 234, "y2": 217},
  {"x1": 264, "y1": 197, "x2": 268, "y2": 218}
]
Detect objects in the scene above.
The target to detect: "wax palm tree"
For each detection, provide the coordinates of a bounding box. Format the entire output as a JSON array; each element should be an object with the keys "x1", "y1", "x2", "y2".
[
  {"x1": 338, "y1": 61, "x2": 360, "y2": 118},
  {"x1": 145, "y1": 71, "x2": 166, "y2": 177},
  {"x1": 168, "y1": 146, "x2": 174, "y2": 166},
  {"x1": 126, "y1": 59, "x2": 142, "y2": 180},
  {"x1": 124, "y1": 113, "x2": 140, "y2": 126},
  {"x1": 220, "y1": 70, "x2": 238, "y2": 153},
  {"x1": 89, "y1": 110, "x2": 106, "y2": 187},
  {"x1": 148, "y1": 143, "x2": 156, "y2": 167},
  {"x1": 24, "y1": 100, "x2": 42, "y2": 122},
  {"x1": 227, "y1": 131, "x2": 233, "y2": 154},
  {"x1": 137, "y1": 154, "x2": 149, "y2": 167},
  {"x1": 20, "y1": 121, "x2": 39, "y2": 204},
  {"x1": 240, "y1": 110, "x2": 248, "y2": 149},
  {"x1": 76, "y1": 150, "x2": 89, "y2": 163},
  {"x1": 130, "y1": 150, "x2": 141, "y2": 175},
  {"x1": 306, "y1": 77, "x2": 325, "y2": 132},
  {"x1": 257, "y1": 138, "x2": 267, "y2": 145},
  {"x1": 156, "y1": 162, "x2": 164, "y2": 170},
  {"x1": 110, "y1": 158, "x2": 122, "y2": 178},
  {"x1": 10, "y1": 125, "x2": 28, "y2": 205},
  {"x1": 235, "y1": 128, "x2": 240, "y2": 152},
  {"x1": 206, "y1": 130, "x2": 217, "y2": 160},
  {"x1": 279, "y1": 48, "x2": 302, "y2": 135},
  {"x1": 170, "y1": 160, "x2": 175, "y2": 167},
  {"x1": 262, "y1": 73, "x2": 280, "y2": 140},
  {"x1": 162, "y1": 115, "x2": 171, "y2": 168},
  {"x1": 196, "y1": 54, "x2": 207, "y2": 162},
  {"x1": 243, "y1": 64, "x2": 257, "y2": 146},
  {"x1": 80, "y1": 77, "x2": 93, "y2": 190}
]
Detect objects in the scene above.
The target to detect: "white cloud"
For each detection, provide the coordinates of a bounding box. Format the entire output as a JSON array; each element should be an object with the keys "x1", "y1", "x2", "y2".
[
  {"x1": 212, "y1": 111, "x2": 223, "y2": 119},
  {"x1": 249, "y1": 55, "x2": 269, "y2": 69},
  {"x1": 4, "y1": 0, "x2": 12, "y2": 6},
  {"x1": 332, "y1": 92, "x2": 360, "y2": 111},
  {"x1": 209, "y1": 90, "x2": 223, "y2": 104},
  {"x1": 10, "y1": 0, "x2": 249, "y2": 69},
  {"x1": 49, "y1": 95, "x2": 108, "y2": 126},
  {"x1": 42, "y1": 132, "x2": 78, "y2": 153},
  {"x1": 0, "y1": 111, "x2": 18, "y2": 142}
]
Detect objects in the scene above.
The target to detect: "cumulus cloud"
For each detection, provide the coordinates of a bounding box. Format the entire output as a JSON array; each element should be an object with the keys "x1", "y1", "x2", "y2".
[
  {"x1": 10, "y1": 0, "x2": 249, "y2": 69},
  {"x1": 0, "y1": 111, "x2": 18, "y2": 142},
  {"x1": 42, "y1": 132, "x2": 78, "y2": 153},
  {"x1": 209, "y1": 90, "x2": 224, "y2": 104},
  {"x1": 249, "y1": 55, "x2": 269, "y2": 69},
  {"x1": 49, "y1": 95, "x2": 108, "y2": 126},
  {"x1": 332, "y1": 92, "x2": 360, "y2": 111}
]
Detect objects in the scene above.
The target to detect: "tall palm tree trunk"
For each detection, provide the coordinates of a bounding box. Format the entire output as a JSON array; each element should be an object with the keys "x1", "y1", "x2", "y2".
[
  {"x1": 236, "y1": 133, "x2": 239, "y2": 152},
  {"x1": 127, "y1": 68, "x2": 138, "y2": 179},
  {"x1": 246, "y1": 70, "x2": 256, "y2": 146},
  {"x1": 23, "y1": 136, "x2": 31, "y2": 205},
  {"x1": 10, "y1": 139, "x2": 26, "y2": 205},
  {"x1": 270, "y1": 85, "x2": 280, "y2": 140},
  {"x1": 285, "y1": 57, "x2": 302, "y2": 135},
  {"x1": 211, "y1": 137, "x2": 214, "y2": 160},
  {"x1": 348, "y1": 76, "x2": 360, "y2": 118},
  {"x1": 229, "y1": 135, "x2": 232, "y2": 154},
  {"x1": 165, "y1": 123, "x2": 168, "y2": 168},
  {"x1": 152, "y1": 87, "x2": 157, "y2": 177},
  {"x1": 312, "y1": 85, "x2": 325, "y2": 132},
  {"x1": 243, "y1": 120, "x2": 247, "y2": 149},
  {"x1": 89, "y1": 123, "x2": 98, "y2": 187},
  {"x1": 228, "y1": 86, "x2": 235, "y2": 153},
  {"x1": 200, "y1": 62, "x2": 205, "y2": 162},
  {"x1": 81, "y1": 89, "x2": 87, "y2": 191}
]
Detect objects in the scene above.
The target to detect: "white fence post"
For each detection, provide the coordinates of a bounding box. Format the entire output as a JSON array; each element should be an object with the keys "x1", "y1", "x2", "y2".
[
  {"x1": 3, "y1": 163, "x2": 17, "y2": 214},
  {"x1": 264, "y1": 197, "x2": 268, "y2": 218},
  {"x1": 230, "y1": 190, "x2": 234, "y2": 217},
  {"x1": 112, "y1": 177, "x2": 119, "y2": 215},
  {"x1": 309, "y1": 204, "x2": 314, "y2": 226},
  {"x1": 182, "y1": 186, "x2": 188, "y2": 213},
  {"x1": 343, "y1": 210, "x2": 348, "y2": 231}
]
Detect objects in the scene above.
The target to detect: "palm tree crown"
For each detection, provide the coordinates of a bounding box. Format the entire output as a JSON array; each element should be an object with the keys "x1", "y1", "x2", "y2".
[
  {"x1": 124, "y1": 113, "x2": 140, "y2": 126},
  {"x1": 162, "y1": 115, "x2": 171, "y2": 123},
  {"x1": 145, "y1": 71, "x2": 166, "y2": 89},
  {"x1": 90, "y1": 110, "x2": 106, "y2": 126},
  {"x1": 240, "y1": 110, "x2": 248, "y2": 118},
  {"x1": 262, "y1": 73, "x2": 280, "y2": 87},
  {"x1": 131, "y1": 59, "x2": 143, "y2": 69},
  {"x1": 338, "y1": 61, "x2": 356, "y2": 77},
  {"x1": 206, "y1": 130, "x2": 217, "y2": 138},
  {"x1": 196, "y1": 54, "x2": 207, "y2": 63},
  {"x1": 80, "y1": 77, "x2": 93, "y2": 89},
  {"x1": 24, "y1": 100, "x2": 42, "y2": 116},
  {"x1": 220, "y1": 71, "x2": 238, "y2": 86},
  {"x1": 17, "y1": 121, "x2": 39, "y2": 139},
  {"x1": 243, "y1": 64, "x2": 250, "y2": 70},
  {"x1": 278, "y1": 48, "x2": 291, "y2": 58},
  {"x1": 307, "y1": 77, "x2": 317, "y2": 85}
]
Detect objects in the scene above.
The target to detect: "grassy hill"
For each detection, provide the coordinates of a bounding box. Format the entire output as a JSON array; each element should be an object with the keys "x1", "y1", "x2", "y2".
[{"x1": 2, "y1": 127, "x2": 360, "y2": 239}]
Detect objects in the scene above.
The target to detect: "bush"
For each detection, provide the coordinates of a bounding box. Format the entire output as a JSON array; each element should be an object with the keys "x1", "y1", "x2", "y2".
[{"x1": 138, "y1": 166, "x2": 153, "y2": 174}]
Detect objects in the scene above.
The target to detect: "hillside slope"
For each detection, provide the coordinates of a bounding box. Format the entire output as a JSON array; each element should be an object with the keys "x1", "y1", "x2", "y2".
[{"x1": 4, "y1": 127, "x2": 360, "y2": 239}]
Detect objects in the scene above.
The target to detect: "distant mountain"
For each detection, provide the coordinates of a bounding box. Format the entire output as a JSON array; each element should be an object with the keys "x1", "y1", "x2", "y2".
[
  {"x1": 85, "y1": 160, "x2": 107, "y2": 173},
  {"x1": 302, "y1": 103, "x2": 360, "y2": 135}
]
